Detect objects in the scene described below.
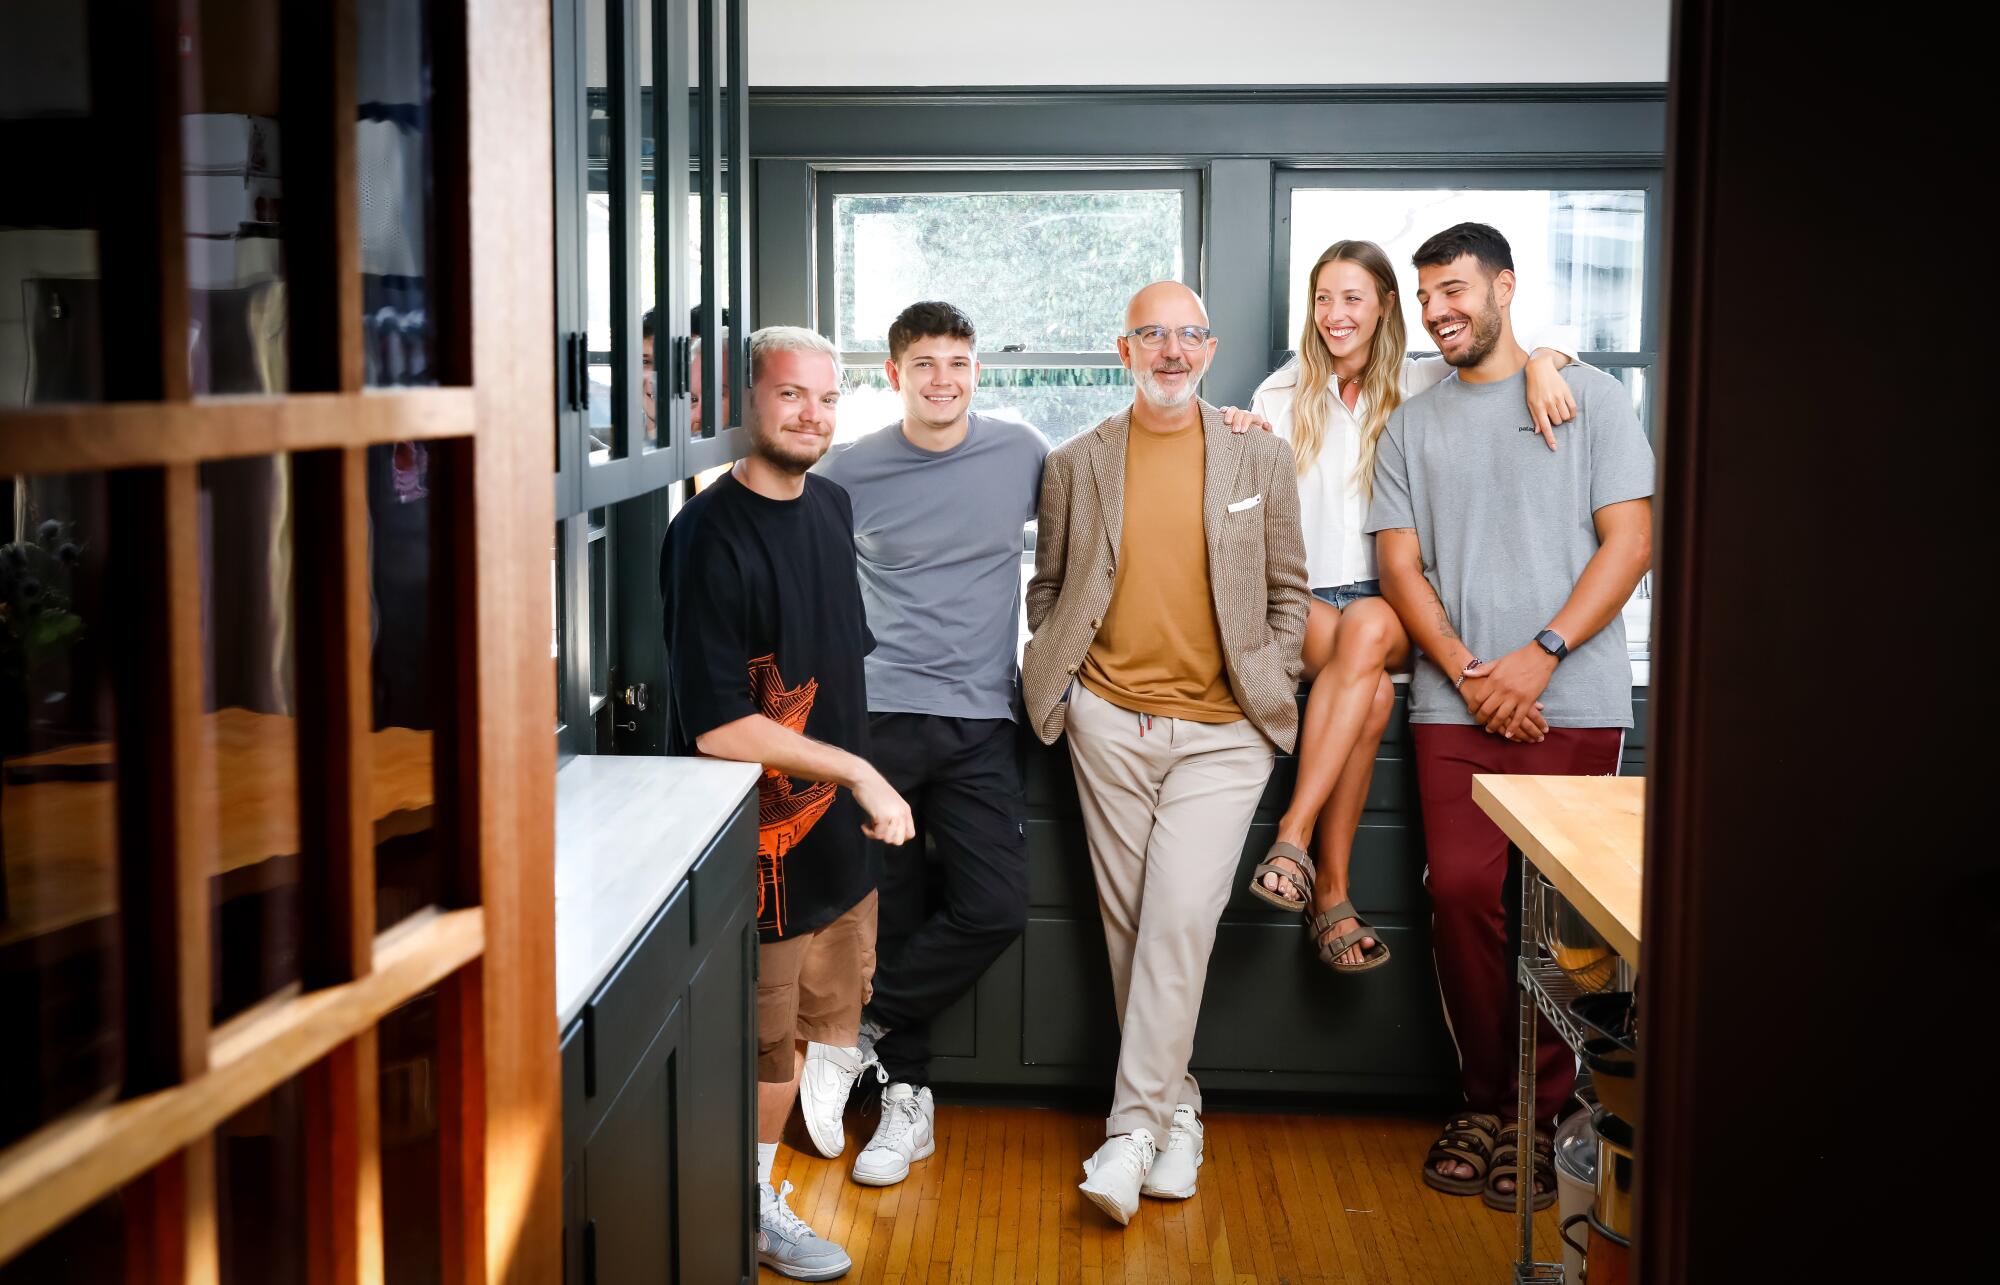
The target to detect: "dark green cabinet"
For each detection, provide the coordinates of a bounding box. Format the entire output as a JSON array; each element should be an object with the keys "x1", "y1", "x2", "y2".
[{"x1": 562, "y1": 796, "x2": 757, "y2": 1284}]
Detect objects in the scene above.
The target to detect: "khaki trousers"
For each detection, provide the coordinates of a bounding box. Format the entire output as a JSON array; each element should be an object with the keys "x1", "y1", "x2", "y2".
[{"x1": 1064, "y1": 682, "x2": 1274, "y2": 1140}]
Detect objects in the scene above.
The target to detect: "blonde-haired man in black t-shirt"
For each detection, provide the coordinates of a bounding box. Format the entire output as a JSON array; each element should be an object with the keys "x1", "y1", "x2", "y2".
[{"x1": 661, "y1": 325, "x2": 915, "y2": 1280}]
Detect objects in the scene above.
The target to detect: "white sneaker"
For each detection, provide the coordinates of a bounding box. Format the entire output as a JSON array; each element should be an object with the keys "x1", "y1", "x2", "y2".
[
  {"x1": 850, "y1": 1082, "x2": 935, "y2": 1186},
  {"x1": 798, "y1": 1041, "x2": 882, "y2": 1159},
  {"x1": 1079, "y1": 1128, "x2": 1156, "y2": 1225},
  {"x1": 757, "y1": 1180, "x2": 852, "y2": 1280},
  {"x1": 1141, "y1": 1104, "x2": 1203, "y2": 1199}
]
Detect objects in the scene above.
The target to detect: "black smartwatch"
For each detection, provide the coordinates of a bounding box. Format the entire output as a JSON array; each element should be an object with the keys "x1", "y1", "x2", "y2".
[{"x1": 1533, "y1": 628, "x2": 1569, "y2": 660}]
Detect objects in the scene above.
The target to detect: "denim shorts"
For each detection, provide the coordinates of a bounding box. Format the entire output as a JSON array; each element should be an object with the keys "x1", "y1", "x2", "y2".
[{"x1": 1310, "y1": 579, "x2": 1383, "y2": 610}]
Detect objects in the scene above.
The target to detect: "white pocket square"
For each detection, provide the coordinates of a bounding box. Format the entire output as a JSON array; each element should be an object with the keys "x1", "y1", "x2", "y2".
[{"x1": 1227, "y1": 494, "x2": 1263, "y2": 513}]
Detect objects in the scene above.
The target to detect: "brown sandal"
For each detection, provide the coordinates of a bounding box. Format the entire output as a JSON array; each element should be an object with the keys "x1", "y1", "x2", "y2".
[
  {"x1": 1309, "y1": 899, "x2": 1392, "y2": 972},
  {"x1": 1422, "y1": 1112, "x2": 1499, "y2": 1197},
  {"x1": 1482, "y1": 1124, "x2": 1557, "y2": 1212},
  {"x1": 1247, "y1": 841, "x2": 1313, "y2": 911}
]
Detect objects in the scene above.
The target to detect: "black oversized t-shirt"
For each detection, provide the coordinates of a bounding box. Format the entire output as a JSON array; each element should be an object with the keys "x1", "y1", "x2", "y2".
[{"x1": 660, "y1": 470, "x2": 877, "y2": 941}]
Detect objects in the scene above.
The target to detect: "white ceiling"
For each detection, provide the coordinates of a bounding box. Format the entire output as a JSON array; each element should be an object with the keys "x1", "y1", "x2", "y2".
[{"x1": 746, "y1": 0, "x2": 1671, "y2": 87}]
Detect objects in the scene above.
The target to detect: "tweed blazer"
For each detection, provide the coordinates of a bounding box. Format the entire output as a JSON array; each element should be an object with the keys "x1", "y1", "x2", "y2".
[{"x1": 1022, "y1": 400, "x2": 1310, "y2": 749}]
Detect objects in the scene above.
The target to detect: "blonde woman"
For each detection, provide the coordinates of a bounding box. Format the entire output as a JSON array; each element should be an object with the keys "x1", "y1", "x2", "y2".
[{"x1": 1241, "y1": 239, "x2": 1578, "y2": 971}]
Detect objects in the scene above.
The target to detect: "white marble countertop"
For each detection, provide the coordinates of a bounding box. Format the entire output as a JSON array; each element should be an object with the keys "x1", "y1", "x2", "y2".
[{"x1": 554, "y1": 754, "x2": 762, "y2": 1029}]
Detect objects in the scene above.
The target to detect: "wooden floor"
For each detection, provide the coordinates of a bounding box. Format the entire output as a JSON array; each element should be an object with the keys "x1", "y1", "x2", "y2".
[{"x1": 764, "y1": 1104, "x2": 1565, "y2": 1284}]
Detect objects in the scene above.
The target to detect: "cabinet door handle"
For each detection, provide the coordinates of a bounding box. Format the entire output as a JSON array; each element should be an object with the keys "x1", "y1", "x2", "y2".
[
  {"x1": 582, "y1": 1219, "x2": 597, "y2": 1285},
  {"x1": 673, "y1": 334, "x2": 693, "y2": 397}
]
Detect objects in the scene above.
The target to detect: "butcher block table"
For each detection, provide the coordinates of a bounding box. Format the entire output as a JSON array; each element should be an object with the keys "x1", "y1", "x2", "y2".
[{"x1": 1471, "y1": 773, "x2": 1646, "y2": 1285}]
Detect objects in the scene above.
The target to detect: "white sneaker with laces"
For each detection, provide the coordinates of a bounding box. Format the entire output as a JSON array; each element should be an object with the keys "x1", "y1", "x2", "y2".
[
  {"x1": 850, "y1": 1082, "x2": 935, "y2": 1186},
  {"x1": 1141, "y1": 1104, "x2": 1203, "y2": 1199},
  {"x1": 757, "y1": 1180, "x2": 852, "y2": 1280},
  {"x1": 1078, "y1": 1128, "x2": 1156, "y2": 1225},
  {"x1": 798, "y1": 1041, "x2": 882, "y2": 1158}
]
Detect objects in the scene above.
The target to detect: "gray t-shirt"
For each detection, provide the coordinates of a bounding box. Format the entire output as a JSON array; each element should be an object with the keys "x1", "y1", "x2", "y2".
[
  {"x1": 1365, "y1": 364, "x2": 1655, "y2": 728},
  {"x1": 817, "y1": 412, "x2": 1050, "y2": 720}
]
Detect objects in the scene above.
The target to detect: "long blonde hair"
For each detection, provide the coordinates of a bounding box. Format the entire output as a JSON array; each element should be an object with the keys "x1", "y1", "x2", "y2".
[{"x1": 1289, "y1": 240, "x2": 1407, "y2": 501}]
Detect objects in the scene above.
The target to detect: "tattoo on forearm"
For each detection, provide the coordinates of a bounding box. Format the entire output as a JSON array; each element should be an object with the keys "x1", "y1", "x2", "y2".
[{"x1": 1425, "y1": 583, "x2": 1460, "y2": 642}]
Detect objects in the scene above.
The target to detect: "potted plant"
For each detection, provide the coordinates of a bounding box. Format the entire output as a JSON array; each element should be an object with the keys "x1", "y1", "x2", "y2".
[{"x1": 0, "y1": 517, "x2": 89, "y2": 911}]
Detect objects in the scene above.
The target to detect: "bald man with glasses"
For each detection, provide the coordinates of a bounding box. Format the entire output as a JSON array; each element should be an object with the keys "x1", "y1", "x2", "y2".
[{"x1": 1022, "y1": 281, "x2": 1309, "y2": 1225}]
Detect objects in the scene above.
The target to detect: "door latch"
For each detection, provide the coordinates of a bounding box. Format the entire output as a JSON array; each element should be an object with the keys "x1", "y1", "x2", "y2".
[{"x1": 619, "y1": 682, "x2": 652, "y2": 712}]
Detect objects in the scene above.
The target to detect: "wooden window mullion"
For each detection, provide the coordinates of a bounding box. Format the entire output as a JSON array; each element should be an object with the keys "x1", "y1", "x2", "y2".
[
  {"x1": 431, "y1": 435, "x2": 482, "y2": 909},
  {"x1": 88, "y1": 0, "x2": 191, "y2": 403},
  {"x1": 109, "y1": 463, "x2": 216, "y2": 1091},
  {"x1": 304, "y1": 1032, "x2": 384, "y2": 1285},
  {"x1": 121, "y1": 1138, "x2": 220, "y2": 1285},
  {"x1": 435, "y1": 963, "x2": 487, "y2": 1285},
  {"x1": 282, "y1": 0, "x2": 365, "y2": 393},
  {"x1": 295, "y1": 448, "x2": 377, "y2": 985}
]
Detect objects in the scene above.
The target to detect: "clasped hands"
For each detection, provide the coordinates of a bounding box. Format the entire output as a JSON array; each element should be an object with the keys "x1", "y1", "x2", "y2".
[{"x1": 1458, "y1": 645, "x2": 1559, "y2": 743}]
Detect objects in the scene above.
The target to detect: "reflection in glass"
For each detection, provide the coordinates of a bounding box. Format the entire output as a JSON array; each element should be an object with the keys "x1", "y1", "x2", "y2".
[
  {"x1": 636, "y1": 0, "x2": 658, "y2": 449},
  {"x1": 1286, "y1": 188, "x2": 1647, "y2": 355},
  {"x1": 584, "y1": 0, "x2": 614, "y2": 460},
  {"x1": 358, "y1": 0, "x2": 440, "y2": 387},
  {"x1": 216, "y1": 1075, "x2": 308, "y2": 1285},
  {"x1": 1, "y1": 3, "x2": 102, "y2": 406},
  {"x1": 1605, "y1": 365, "x2": 1651, "y2": 439},
  {"x1": 367, "y1": 443, "x2": 442, "y2": 930},
  {"x1": 688, "y1": 192, "x2": 730, "y2": 438},
  {"x1": 0, "y1": 473, "x2": 122, "y2": 1150},
  {"x1": 380, "y1": 990, "x2": 443, "y2": 1283},
  {"x1": 839, "y1": 364, "x2": 1135, "y2": 448},
  {"x1": 0, "y1": 1190, "x2": 126, "y2": 1283},
  {"x1": 198, "y1": 456, "x2": 301, "y2": 1023},
  {"x1": 182, "y1": 0, "x2": 290, "y2": 394},
  {"x1": 587, "y1": 515, "x2": 608, "y2": 702},
  {"x1": 833, "y1": 190, "x2": 1184, "y2": 353}
]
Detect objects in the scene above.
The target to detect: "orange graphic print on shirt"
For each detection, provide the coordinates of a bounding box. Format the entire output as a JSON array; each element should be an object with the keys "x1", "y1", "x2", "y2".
[{"x1": 748, "y1": 654, "x2": 838, "y2": 936}]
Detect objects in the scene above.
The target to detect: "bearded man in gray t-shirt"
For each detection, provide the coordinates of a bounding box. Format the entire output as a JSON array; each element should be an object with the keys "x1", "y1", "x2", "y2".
[{"x1": 1364, "y1": 223, "x2": 1654, "y2": 1210}]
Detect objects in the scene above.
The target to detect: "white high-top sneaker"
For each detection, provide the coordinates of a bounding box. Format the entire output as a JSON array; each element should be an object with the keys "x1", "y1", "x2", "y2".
[
  {"x1": 1078, "y1": 1128, "x2": 1157, "y2": 1225},
  {"x1": 850, "y1": 1082, "x2": 935, "y2": 1186},
  {"x1": 798, "y1": 1040, "x2": 881, "y2": 1159},
  {"x1": 1141, "y1": 1104, "x2": 1204, "y2": 1199},
  {"x1": 757, "y1": 1180, "x2": 852, "y2": 1280}
]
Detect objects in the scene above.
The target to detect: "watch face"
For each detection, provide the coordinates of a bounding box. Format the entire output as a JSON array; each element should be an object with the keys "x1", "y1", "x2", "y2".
[{"x1": 1537, "y1": 630, "x2": 1566, "y2": 657}]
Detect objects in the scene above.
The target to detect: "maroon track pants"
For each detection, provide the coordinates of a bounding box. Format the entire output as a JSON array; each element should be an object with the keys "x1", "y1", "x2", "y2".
[{"x1": 1411, "y1": 723, "x2": 1624, "y2": 1130}]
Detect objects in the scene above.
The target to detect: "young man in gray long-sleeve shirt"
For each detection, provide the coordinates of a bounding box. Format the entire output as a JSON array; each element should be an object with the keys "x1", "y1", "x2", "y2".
[{"x1": 804, "y1": 301, "x2": 1050, "y2": 1188}]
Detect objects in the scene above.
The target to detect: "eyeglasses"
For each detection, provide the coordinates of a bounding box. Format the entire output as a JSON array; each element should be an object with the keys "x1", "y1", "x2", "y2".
[{"x1": 1122, "y1": 324, "x2": 1215, "y2": 350}]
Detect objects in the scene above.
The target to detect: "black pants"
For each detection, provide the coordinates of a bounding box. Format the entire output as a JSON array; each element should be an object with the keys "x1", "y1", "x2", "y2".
[{"x1": 864, "y1": 712, "x2": 1029, "y2": 1087}]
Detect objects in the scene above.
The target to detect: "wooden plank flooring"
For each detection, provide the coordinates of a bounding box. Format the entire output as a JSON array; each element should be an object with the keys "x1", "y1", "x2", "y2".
[{"x1": 765, "y1": 1105, "x2": 1565, "y2": 1284}]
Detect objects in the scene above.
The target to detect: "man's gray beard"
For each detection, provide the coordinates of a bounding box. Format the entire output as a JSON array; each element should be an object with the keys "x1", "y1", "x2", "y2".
[{"x1": 1133, "y1": 366, "x2": 1198, "y2": 409}]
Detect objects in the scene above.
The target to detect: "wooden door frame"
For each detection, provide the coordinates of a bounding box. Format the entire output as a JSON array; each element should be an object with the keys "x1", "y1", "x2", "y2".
[
  {"x1": 0, "y1": 0, "x2": 559, "y2": 1279},
  {"x1": 1640, "y1": 2, "x2": 1978, "y2": 1277}
]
